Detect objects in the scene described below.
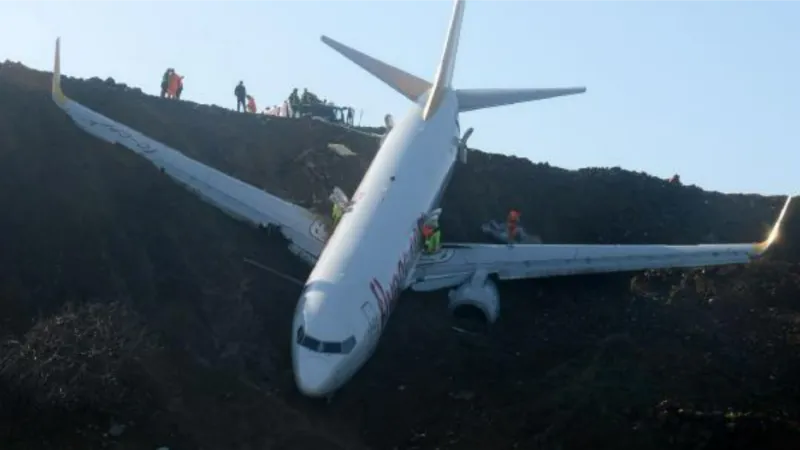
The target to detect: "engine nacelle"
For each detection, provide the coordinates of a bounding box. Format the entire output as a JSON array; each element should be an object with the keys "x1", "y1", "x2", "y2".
[{"x1": 447, "y1": 269, "x2": 500, "y2": 327}]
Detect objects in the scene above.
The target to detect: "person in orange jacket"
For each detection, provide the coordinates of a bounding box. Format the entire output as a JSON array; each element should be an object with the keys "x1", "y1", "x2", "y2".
[
  {"x1": 175, "y1": 74, "x2": 184, "y2": 100},
  {"x1": 167, "y1": 71, "x2": 183, "y2": 99},
  {"x1": 507, "y1": 209, "x2": 520, "y2": 245},
  {"x1": 246, "y1": 95, "x2": 257, "y2": 113}
]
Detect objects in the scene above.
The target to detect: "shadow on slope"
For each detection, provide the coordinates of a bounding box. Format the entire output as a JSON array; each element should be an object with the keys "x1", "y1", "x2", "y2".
[{"x1": 0, "y1": 59, "x2": 798, "y2": 450}]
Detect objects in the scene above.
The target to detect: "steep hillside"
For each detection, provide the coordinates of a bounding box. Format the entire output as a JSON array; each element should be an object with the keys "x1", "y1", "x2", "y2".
[{"x1": 0, "y1": 60, "x2": 799, "y2": 450}]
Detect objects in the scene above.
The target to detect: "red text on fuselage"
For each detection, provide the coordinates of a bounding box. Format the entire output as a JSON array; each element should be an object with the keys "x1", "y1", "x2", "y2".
[{"x1": 369, "y1": 214, "x2": 426, "y2": 327}]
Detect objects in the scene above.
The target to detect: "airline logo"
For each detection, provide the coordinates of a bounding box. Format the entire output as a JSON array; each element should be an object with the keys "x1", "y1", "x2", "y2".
[{"x1": 369, "y1": 213, "x2": 426, "y2": 327}]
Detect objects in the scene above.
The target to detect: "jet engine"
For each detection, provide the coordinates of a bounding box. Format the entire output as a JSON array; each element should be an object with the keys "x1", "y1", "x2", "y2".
[{"x1": 447, "y1": 269, "x2": 500, "y2": 332}]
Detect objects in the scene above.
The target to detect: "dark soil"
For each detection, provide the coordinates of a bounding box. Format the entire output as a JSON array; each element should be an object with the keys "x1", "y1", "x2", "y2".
[{"x1": 0, "y1": 60, "x2": 798, "y2": 450}]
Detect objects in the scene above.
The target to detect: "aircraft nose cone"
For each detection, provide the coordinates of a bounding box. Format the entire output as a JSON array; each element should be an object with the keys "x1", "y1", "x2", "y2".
[{"x1": 294, "y1": 353, "x2": 335, "y2": 397}]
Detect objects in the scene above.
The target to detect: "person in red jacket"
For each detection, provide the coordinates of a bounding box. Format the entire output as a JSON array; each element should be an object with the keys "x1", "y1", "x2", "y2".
[
  {"x1": 246, "y1": 95, "x2": 257, "y2": 113},
  {"x1": 167, "y1": 71, "x2": 183, "y2": 99},
  {"x1": 175, "y1": 74, "x2": 184, "y2": 100}
]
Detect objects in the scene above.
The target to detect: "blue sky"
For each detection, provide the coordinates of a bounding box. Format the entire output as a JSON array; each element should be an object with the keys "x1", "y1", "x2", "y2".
[{"x1": 2, "y1": 1, "x2": 797, "y2": 196}]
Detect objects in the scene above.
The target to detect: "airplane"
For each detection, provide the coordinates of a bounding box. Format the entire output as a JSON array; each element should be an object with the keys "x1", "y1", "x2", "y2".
[{"x1": 49, "y1": 0, "x2": 791, "y2": 400}]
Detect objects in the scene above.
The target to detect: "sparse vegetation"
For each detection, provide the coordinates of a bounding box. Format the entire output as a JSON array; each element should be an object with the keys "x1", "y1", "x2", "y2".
[{"x1": 0, "y1": 301, "x2": 160, "y2": 412}]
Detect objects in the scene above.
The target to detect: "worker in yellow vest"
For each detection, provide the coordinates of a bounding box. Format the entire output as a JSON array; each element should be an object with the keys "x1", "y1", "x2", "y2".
[
  {"x1": 422, "y1": 223, "x2": 441, "y2": 254},
  {"x1": 332, "y1": 203, "x2": 343, "y2": 227}
]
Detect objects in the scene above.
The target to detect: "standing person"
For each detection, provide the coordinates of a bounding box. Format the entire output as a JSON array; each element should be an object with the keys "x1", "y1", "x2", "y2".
[
  {"x1": 423, "y1": 222, "x2": 442, "y2": 254},
  {"x1": 246, "y1": 95, "x2": 257, "y2": 113},
  {"x1": 167, "y1": 69, "x2": 183, "y2": 99},
  {"x1": 160, "y1": 68, "x2": 172, "y2": 98},
  {"x1": 175, "y1": 74, "x2": 184, "y2": 99},
  {"x1": 288, "y1": 88, "x2": 299, "y2": 117},
  {"x1": 332, "y1": 203, "x2": 343, "y2": 227},
  {"x1": 506, "y1": 209, "x2": 520, "y2": 246},
  {"x1": 234, "y1": 81, "x2": 247, "y2": 112}
]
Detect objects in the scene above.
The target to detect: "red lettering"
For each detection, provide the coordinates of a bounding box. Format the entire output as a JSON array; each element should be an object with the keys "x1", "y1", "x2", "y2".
[
  {"x1": 370, "y1": 279, "x2": 391, "y2": 324},
  {"x1": 368, "y1": 213, "x2": 429, "y2": 328}
]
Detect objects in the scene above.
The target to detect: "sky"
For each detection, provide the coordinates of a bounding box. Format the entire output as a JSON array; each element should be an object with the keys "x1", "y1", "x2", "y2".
[{"x1": 1, "y1": 1, "x2": 798, "y2": 196}]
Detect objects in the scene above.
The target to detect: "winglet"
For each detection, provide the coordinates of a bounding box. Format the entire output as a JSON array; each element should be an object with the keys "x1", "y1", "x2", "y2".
[
  {"x1": 755, "y1": 195, "x2": 793, "y2": 254},
  {"x1": 52, "y1": 37, "x2": 66, "y2": 105}
]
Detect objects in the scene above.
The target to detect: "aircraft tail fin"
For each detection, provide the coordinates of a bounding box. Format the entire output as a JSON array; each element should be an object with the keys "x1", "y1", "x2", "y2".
[
  {"x1": 320, "y1": 35, "x2": 431, "y2": 103},
  {"x1": 322, "y1": 0, "x2": 586, "y2": 117},
  {"x1": 52, "y1": 37, "x2": 67, "y2": 105},
  {"x1": 421, "y1": 0, "x2": 467, "y2": 120},
  {"x1": 456, "y1": 87, "x2": 586, "y2": 113}
]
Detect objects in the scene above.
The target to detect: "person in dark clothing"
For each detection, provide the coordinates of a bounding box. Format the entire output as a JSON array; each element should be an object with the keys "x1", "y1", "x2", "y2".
[
  {"x1": 234, "y1": 81, "x2": 247, "y2": 112},
  {"x1": 160, "y1": 68, "x2": 173, "y2": 98},
  {"x1": 287, "y1": 88, "x2": 300, "y2": 118},
  {"x1": 346, "y1": 107, "x2": 354, "y2": 125}
]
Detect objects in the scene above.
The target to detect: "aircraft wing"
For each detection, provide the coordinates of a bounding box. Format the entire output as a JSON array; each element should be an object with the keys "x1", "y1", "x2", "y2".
[
  {"x1": 51, "y1": 40, "x2": 327, "y2": 266},
  {"x1": 408, "y1": 196, "x2": 792, "y2": 292}
]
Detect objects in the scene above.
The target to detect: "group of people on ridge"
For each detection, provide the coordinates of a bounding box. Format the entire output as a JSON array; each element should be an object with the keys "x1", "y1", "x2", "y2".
[{"x1": 156, "y1": 69, "x2": 355, "y2": 125}]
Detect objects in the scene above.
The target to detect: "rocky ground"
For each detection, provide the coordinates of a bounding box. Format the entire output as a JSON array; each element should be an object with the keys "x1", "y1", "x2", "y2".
[{"x1": 0, "y1": 60, "x2": 798, "y2": 450}]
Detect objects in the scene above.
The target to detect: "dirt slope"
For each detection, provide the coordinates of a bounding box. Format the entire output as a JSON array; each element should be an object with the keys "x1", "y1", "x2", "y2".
[{"x1": 0, "y1": 60, "x2": 799, "y2": 450}]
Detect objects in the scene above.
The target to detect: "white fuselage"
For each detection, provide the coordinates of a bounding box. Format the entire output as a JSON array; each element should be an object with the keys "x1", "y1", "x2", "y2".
[{"x1": 291, "y1": 91, "x2": 460, "y2": 396}]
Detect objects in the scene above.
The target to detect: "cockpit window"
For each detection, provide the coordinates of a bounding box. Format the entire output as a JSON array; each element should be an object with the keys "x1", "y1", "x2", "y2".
[{"x1": 296, "y1": 326, "x2": 356, "y2": 355}]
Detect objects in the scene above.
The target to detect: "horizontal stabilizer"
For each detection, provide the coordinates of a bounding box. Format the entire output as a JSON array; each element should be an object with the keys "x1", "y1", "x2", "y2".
[
  {"x1": 456, "y1": 87, "x2": 586, "y2": 113},
  {"x1": 321, "y1": 35, "x2": 431, "y2": 103}
]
